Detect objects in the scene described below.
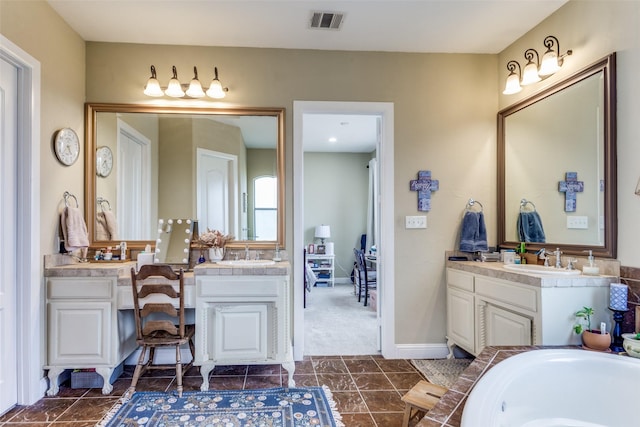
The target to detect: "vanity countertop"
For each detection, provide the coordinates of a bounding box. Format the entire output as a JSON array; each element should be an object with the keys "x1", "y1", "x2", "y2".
[{"x1": 446, "y1": 260, "x2": 617, "y2": 288}]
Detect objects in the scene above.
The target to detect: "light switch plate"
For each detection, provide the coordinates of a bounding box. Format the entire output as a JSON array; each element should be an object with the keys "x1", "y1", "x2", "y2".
[
  {"x1": 567, "y1": 216, "x2": 588, "y2": 229},
  {"x1": 405, "y1": 215, "x2": 427, "y2": 229}
]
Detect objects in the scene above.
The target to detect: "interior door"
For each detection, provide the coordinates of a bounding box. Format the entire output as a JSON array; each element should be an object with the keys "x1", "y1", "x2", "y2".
[
  {"x1": 196, "y1": 148, "x2": 237, "y2": 237},
  {"x1": 0, "y1": 56, "x2": 19, "y2": 414},
  {"x1": 117, "y1": 120, "x2": 150, "y2": 239}
]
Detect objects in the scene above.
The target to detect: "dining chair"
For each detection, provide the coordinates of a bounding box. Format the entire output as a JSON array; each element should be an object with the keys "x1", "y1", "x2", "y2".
[
  {"x1": 128, "y1": 264, "x2": 195, "y2": 397},
  {"x1": 354, "y1": 249, "x2": 377, "y2": 306}
]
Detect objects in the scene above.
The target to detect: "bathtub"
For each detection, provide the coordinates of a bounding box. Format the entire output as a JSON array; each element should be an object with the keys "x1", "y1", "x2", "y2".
[{"x1": 461, "y1": 349, "x2": 640, "y2": 427}]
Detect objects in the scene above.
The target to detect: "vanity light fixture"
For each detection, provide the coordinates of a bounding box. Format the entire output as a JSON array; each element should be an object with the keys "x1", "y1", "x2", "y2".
[
  {"x1": 144, "y1": 65, "x2": 229, "y2": 99},
  {"x1": 503, "y1": 61, "x2": 522, "y2": 95},
  {"x1": 502, "y1": 35, "x2": 572, "y2": 95}
]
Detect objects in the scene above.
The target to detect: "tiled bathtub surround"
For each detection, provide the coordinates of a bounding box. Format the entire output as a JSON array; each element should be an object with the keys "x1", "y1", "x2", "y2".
[{"x1": 415, "y1": 346, "x2": 575, "y2": 427}]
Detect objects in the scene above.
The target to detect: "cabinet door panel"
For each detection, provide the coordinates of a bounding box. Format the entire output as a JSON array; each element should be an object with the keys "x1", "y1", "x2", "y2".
[
  {"x1": 213, "y1": 304, "x2": 269, "y2": 360},
  {"x1": 447, "y1": 287, "x2": 475, "y2": 354},
  {"x1": 485, "y1": 304, "x2": 532, "y2": 346},
  {"x1": 48, "y1": 302, "x2": 111, "y2": 364}
]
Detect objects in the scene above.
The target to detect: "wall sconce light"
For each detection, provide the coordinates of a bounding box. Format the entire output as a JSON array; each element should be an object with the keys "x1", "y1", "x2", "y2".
[
  {"x1": 144, "y1": 65, "x2": 229, "y2": 99},
  {"x1": 503, "y1": 60, "x2": 522, "y2": 95},
  {"x1": 539, "y1": 36, "x2": 573, "y2": 76},
  {"x1": 502, "y1": 35, "x2": 572, "y2": 95},
  {"x1": 521, "y1": 49, "x2": 541, "y2": 85}
]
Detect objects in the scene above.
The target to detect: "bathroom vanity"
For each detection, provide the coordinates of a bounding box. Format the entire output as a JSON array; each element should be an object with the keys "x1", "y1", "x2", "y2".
[
  {"x1": 446, "y1": 261, "x2": 617, "y2": 357},
  {"x1": 194, "y1": 263, "x2": 295, "y2": 390},
  {"x1": 43, "y1": 257, "x2": 293, "y2": 395}
]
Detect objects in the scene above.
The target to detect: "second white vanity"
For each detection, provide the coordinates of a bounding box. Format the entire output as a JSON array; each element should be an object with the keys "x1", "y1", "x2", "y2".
[{"x1": 446, "y1": 261, "x2": 618, "y2": 357}]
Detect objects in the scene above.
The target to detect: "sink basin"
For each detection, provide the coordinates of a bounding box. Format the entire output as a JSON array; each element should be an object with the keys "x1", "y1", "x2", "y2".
[
  {"x1": 503, "y1": 264, "x2": 581, "y2": 276},
  {"x1": 216, "y1": 259, "x2": 276, "y2": 266}
]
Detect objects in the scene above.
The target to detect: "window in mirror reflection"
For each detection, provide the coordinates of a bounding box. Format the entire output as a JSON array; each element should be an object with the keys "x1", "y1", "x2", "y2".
[{"x1": 254, "y1": 176, "x2": 277, "y2": 241}]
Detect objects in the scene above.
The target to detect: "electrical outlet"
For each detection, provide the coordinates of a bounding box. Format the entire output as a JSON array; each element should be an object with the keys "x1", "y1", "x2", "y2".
[
  {"x1": 405, "y1": 215, "x2": 427, "y2": 229},
  {"x1": 567, "y1": 216, "x2": 588, "y2": 229}
]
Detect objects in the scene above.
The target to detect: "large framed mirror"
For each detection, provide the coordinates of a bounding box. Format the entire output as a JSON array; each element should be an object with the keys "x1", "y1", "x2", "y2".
[
  {"x1": 498, "y1": 53, "x2": 616, "y2": 258},
  {"x1": 85, "y1": 103, "x2": 285, "y2": 250}
]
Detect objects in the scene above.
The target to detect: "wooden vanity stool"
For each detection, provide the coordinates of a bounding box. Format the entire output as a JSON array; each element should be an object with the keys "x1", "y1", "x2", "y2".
[{"x1": 401, "y1": 380, "x2": 448, "y2": 427}]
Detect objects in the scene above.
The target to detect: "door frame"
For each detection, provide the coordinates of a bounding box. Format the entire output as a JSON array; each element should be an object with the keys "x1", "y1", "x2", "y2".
[
  {"x1": 292, "y1": 101, "x2": 395, "y2": 359},
  {"x1": 0, "y1": 35, "x2": 42, "y2": 405}
]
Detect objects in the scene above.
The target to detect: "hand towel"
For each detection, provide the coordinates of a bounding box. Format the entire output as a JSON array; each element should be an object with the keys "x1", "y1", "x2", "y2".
[
  {"x1": 61, "y1": 206, "x2": 89, "y2": 252},
  {"x1": 95, "y1": 212, "x2": 110, "y2": 241},
  {"x1": 517, "y1": 211, "x2": 546, "y2": 243},
  {"x1": 459, "y1": 211, "x2": 488, "y2": 253},
  {"x1": 305, "y1": 262, "x2": 318, "y2": 289}
]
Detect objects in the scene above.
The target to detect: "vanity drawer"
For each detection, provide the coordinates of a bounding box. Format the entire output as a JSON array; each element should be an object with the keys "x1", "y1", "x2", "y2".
[
  {"x1": 47, "y1": 277, "x2": 114, "y2": 299},
  {"x1": 475, "y1": 276, "x2": 538, "y2": 313},
  {"x1": 447, "y1": 269, "x2": 474, "y2": 292}
]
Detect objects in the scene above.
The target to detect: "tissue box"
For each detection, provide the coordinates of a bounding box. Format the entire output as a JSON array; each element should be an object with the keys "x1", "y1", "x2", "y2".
[{"x1": 71, "y1": 364, "x2": 123, "y2": 389}]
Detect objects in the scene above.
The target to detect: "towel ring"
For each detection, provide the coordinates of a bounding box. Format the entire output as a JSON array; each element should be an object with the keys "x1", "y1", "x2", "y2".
[
  {"x1": 97, "y1": 197, "x2": 111, "y2": 212},
  {"x1": 466, "y1": 198, "x2": 484, "y2": 212},
  {"x1": 520, "y1": 198, "x2": 537, "y2": 212},
  {"x1": 63, "y1": 191, "x2": 79, "y2": 208}
]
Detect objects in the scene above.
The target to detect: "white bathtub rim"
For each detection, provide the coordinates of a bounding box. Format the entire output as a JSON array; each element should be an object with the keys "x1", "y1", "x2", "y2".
[{"x1": 461, "y1": 349, "x2": 640, "y2": 427}]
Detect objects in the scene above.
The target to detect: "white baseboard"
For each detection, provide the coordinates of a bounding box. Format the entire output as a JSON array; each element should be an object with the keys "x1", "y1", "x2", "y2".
[{"x1": 393, "y1": 343, "x2": 450, "y2": 359}]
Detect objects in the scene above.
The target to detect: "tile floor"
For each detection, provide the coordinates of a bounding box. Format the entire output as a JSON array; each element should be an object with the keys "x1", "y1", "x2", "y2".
[{"x1": 0, "y1": 355, "x2": 427, "y2": 427}]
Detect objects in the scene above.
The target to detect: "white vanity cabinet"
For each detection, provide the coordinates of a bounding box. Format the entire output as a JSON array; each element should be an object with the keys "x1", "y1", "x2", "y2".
[
  {"x1": 446, "y1": 265, "x2": 612, "y2": 357},
  {"x1": 44, "y1": 275, "x2": 137, "y2": 396},
  {"x1": 195, "y1": 273, "x2": 295, "y2": 390}
]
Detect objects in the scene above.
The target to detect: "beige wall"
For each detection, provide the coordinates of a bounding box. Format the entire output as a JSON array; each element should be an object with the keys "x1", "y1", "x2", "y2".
[
  {"x1": 84, "y1": 43, "x2": 498, "y2": 345},
  {"x1": 3, "y1": 0, "x2": 638, "y2": 352},
  {"x1": 498, "y1": 1, "x2": 640, "y2": 266},
  {"x1": 0, "y1": 0, "x2": 86, "y2": 255}
]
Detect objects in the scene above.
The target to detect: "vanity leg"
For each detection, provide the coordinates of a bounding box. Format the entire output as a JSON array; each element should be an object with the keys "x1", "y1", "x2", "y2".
[
  {"x1": 199, "y1": 363, "x2": 215, "y2": 391},
  {"x1": 95, "y1": 367, "x2": 114, "y2": 395},
  {"x1": 46, "y1": 367, "x2": 64, "y2": 396},
  {"x1": 445, "y1": 336, "x2": 455, "y2": 360},
  {"x1": 282, "y1": 361, "x2": 296, "y2": 388}
]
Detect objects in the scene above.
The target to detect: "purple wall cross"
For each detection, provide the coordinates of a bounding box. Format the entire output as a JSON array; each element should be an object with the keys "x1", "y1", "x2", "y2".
[{"x1": 410, "y1": 170, "x2": 439, "y2": 212}]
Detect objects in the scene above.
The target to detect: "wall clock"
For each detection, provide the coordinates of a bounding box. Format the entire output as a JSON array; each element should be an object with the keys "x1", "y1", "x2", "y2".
[
  {"x1": 53, "y1": 128, "x2": 80, "y2": 166},
  {"x1": 96, "y1": 146, "x2": 113, "y2": 177}
]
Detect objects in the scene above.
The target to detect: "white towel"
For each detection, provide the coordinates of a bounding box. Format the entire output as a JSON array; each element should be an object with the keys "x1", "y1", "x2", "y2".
[
  {"x1": 61, "y1": 206, "x2": 89, "y2": 251},
  {"x1": 96, "y1": 210, "x2": 119, "y2": 240}
]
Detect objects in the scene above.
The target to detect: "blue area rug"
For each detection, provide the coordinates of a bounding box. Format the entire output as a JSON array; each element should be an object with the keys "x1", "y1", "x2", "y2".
[{"x1": 97, "y1": 386, "x2": 343, "y2": 427}]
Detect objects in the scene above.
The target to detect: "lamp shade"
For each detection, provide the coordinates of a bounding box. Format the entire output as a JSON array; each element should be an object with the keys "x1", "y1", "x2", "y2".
[{"x1": 315, "y1": 225, "x2": 331, "y2": 240}]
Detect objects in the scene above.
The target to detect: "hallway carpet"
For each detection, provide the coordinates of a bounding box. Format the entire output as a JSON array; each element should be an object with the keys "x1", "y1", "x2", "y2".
[{"x1": 304, "y1": 283, "x2": 379, "y2": 356}]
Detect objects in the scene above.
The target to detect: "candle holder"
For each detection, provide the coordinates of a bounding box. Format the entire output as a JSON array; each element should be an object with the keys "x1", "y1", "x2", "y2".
[{"x1": 609, "y1": 306, "x2": 629, "y2": 352}]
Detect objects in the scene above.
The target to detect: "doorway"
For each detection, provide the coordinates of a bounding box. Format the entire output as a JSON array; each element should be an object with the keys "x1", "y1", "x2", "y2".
[
  {"x1": 293, "y1": 101, "x2": 395, "y2": 360},
  {"x1": 0, "y1": 34, "x2": 42, "y2": 409}
]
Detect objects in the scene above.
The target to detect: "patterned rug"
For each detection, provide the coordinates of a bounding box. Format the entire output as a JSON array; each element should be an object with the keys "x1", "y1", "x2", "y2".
[
  {"x1": 410, "y1": 358, "x2": 473, "y2": 388},
  {"x1": 97, "y1": 386, "x2": 343, "y2": 427}
]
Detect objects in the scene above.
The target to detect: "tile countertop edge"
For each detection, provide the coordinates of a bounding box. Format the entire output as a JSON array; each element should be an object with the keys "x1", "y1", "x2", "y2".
[
  {"x1": 415, "y1": 346, "x2": 580, "y2": 427},
  {"x1": 446, "y1": 260, "x2": 617, "y2": 288}
]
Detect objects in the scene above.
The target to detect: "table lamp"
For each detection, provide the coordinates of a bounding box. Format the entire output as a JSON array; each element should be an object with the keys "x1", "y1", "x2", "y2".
[{"x1": 315, "y1": 225, "x2": 331, "y2": 244}]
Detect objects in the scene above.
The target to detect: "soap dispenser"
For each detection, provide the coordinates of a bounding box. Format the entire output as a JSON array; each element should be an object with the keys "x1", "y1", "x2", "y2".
[{"x1": 582, "y1": 250, "x2": 600, "y2": 276}]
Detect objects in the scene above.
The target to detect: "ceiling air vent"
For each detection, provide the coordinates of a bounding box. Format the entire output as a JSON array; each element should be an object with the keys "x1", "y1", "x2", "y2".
[{"x1": 310, "y1": 11, "x2": 345, "y2": 30}]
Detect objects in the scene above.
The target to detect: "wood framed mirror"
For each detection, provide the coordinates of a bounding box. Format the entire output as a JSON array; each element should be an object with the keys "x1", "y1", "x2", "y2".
[
  {"x1": 497, "y1": 53, "x2": 617, "y2": 258},
  {"x1": 85, "y1": 103, "x2": 285, "y2": 250}
]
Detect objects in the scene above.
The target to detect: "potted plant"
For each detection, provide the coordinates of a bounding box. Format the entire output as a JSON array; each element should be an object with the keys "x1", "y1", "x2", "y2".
[
  {"x1": 622, "y1": 332, "x2": 640, "y2": 359},
  {"x1": 198, "y1": 229, "x2": 234, "y2": 262},
  {"x1": 574, "y1": 306, "x2": 611, "y2": 351}
]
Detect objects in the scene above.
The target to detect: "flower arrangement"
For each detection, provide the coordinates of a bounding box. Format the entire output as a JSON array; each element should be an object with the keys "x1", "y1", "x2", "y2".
[{"x1": 198, "y1": 229, "x2": 233, "y2": 249}]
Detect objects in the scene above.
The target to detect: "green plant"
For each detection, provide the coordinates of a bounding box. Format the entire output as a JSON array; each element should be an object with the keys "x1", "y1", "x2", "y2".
[{"x1": 573, "y1": 306, "x2": 594, "y2": 334}]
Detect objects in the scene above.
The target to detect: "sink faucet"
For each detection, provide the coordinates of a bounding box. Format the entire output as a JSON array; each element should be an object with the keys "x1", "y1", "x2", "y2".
[
  {"x1": 553, "y1": 248, "x2": 563, "y2": 269},
  {"x1": 537, "y1": 248, "x2": 552, "y2": 267},
  {"x1": 245, "y1": 244, "x2": 250, "y2": 261}
]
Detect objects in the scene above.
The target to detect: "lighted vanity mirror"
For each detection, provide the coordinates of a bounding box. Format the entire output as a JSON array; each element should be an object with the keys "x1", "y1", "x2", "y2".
[
  {"x1": 154, "y1": 219, "x2": 194, "y2": 267},
  {"x1": 85, "y1": 103, "x2": 285, "y2": 251},
  {"x1": 498, "y1": 53, "x2": 617, "y2": 258}
]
